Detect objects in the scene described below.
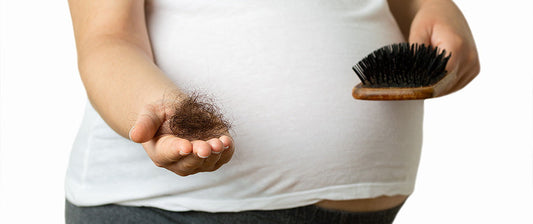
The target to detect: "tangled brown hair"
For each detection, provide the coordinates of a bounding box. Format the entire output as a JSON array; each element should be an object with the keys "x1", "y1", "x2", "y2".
[{"x1": 168, "y1": 92, "x2": 231, "y2": 141}]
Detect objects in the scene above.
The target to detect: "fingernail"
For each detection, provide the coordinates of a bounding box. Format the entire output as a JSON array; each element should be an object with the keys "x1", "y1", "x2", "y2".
[
  {"x1": 128, "y1": 126, "x2": 135, "y2": 140},
  {"x1": 179, "y1": 151, "x2": 190, "y2": 156},
  {"x1": 212, "y1": 151, "x2": 221, "y2": 154},
  {"x1": 197, "y1": 153, "x2": 209, "y2": 159},
  {"x1": 224, "y1": 145, "x2": 230, "y2": 150}
]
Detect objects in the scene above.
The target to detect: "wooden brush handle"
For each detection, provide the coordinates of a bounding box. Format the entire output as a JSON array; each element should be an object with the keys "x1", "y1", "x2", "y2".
[
  {"x1": 352, "y1": 71, "x2": 457, "y2": 100},
  {"x1": 352, "y1": 85, "x2": 434, "y2": 100}
]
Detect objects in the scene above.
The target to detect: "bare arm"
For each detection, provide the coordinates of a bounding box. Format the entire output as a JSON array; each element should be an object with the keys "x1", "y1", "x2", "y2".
[
  {"x1": 387, "y1": 0, "x2": 421, "y2": 40},
  {"x1": 68, "y1": 0, "x2": 178, "y2": 138},
  {"x1": 68, "y1": 0, "x2": 234, "y2": 176}
]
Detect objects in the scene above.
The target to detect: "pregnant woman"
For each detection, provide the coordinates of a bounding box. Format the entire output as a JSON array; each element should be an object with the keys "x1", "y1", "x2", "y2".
[{"x1": 65, "y1": 0, "x2": 479, "y2": 223}]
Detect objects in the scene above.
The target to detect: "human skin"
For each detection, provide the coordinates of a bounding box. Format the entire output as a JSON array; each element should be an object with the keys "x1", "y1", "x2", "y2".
[
  {"x1": 68, "y1": 0, "x2": 479, "y2": 212},
  {"x1": 389, "y1": 0, "x2": 480, "y2": 95},
  {"x1": 316, "y1": 0, "x2": 481, "y2": 212},
  {"x1": 68, "y1": 0, "x2": 234, "y2": 177}
]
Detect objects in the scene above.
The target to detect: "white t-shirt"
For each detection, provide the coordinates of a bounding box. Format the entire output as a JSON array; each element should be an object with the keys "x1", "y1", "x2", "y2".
[{"x1": 66, "y1": 0, "x2": 424, "y2": 212}]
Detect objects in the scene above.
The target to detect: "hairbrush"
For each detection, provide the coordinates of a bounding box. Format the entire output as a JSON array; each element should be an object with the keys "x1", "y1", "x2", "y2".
[{"x1": 352, "y1": 43, "x2": 454, "y2": 100}]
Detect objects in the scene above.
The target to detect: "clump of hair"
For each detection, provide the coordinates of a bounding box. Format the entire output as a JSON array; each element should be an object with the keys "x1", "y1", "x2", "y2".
[{"x1": 169, "y1": 92, "x2": 231, "y2": 141}]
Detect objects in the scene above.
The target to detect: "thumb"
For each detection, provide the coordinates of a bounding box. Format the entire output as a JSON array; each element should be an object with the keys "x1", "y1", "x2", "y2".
[
  {"x1": 428, "y1": 29, "x2": 462, "y2": 73},
  {"x1": 408, "y1": 21, "x2": 432, "y2": 46},
  {"x1": 409, "y1": 24, "x2": 457, "y2": 73},
  {"x1": 410, "y1": 21, "x2": 460, "y2": 72},
  {"x1": 129, "y1": 105, "x2": 165, "y2": 143},
  {"x1": 410, "y1": 24, "x2": 463, "y2": 96}
]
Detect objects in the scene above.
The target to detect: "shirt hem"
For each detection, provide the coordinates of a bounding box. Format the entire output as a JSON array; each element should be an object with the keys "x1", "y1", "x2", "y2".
[{"x1": 114, "y1": 182, "x2": 415, "y2": 212}]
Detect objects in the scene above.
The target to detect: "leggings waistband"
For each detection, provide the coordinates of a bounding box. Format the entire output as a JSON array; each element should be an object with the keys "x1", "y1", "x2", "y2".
[{"x1": 66, "y1": 199, "x2": 404, "y2": 224}]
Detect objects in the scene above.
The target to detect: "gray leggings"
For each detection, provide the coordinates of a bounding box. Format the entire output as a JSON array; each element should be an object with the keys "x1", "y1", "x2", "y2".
[{"x1": 66, "y1": 200, "x2": 404, "y2": 224}]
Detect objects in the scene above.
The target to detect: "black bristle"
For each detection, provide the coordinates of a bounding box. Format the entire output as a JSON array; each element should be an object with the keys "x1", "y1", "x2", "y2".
[{"x1": 353, "y1": 43, "x2": 451, "y2": 88}]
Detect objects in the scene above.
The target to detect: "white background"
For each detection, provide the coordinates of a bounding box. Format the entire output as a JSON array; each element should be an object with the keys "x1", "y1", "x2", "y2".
[{"x1": 1, "y1": 0, "x2": 532, "y2": 223}]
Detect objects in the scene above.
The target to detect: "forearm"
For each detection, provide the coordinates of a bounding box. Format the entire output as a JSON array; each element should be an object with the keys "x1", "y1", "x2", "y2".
[
  {"x1": 68, "y1": 0, "x2": 184, "y2": 138},
  {"x1": 78, "y1": 37, "x2": 181, "y2": 138},
  {"x1": 387, "y1": 0, "x2": 423, "y2": 39}
]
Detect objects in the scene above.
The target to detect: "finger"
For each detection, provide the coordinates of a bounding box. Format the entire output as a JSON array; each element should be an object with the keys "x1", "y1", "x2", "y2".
[
  {"x1": 207, "y1": 138, "x2": 224, "y2": 154},
  {"x1": 449, "y1": 66, "x2": 479, "y2": 93},
  {"x1": 421, "y1": 27, "x2": 467, "y2": 96},
  {"x1": 409, "y1": 22, "x2": 463, "y2": 93},
  {"x1": 448, "y1": 76, "x2": 467, "y2": 94},
  {"x1": 202, "y1": 138, "x2": 224, "y2": 170},
  {"x1": 175, "y1": 153, "x2": 205, "y2": 175},
  {"x1": 201, "y1": 151, "x2": 222, "y2": 172},
  {"x1": 408, "y1": 21, "x2": 432, "y2": 46},
  {"x1": 213, "y1": 146, "x2": 234, "y2": 170},
  {"x1": 149, "y1": 135, "x2": 192, "y2": 167},
  {"x1": 192, "y1": 140, "x2": 212, "y2": 159},
  {"x1": 451, "y1": 51, "x2": 481, "y2": 93},
  {"x1": 424, "y1": 25, "x2": 465, "y2": 74},
  {"x1": 130, "y1": 105, "x2": 165, "y2": 143},
  {"x1": 435, "y1": 34, "x2": 478, "y2": 95},
  {"x1": 175, "y1": 138, "x2": 231, "y2": 175},
  {"x1": 219, "y1": 135, "x2": 234, "y2": 151}
]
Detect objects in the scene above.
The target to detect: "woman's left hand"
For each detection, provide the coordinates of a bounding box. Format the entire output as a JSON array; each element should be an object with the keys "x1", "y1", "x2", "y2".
[{"x1": 408, "y1": 0, "x2": 480, "y2": 96}]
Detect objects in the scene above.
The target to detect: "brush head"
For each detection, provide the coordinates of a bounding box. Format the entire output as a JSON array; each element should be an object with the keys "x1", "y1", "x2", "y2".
[{"x1": 353, "y1": 43, "x2": 451, "y2": 88}]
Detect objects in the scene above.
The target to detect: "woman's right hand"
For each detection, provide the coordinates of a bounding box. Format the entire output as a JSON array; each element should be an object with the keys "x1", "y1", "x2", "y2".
[{"x1": 129, "y1": 102, "x2": 234, "y2": 177}]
